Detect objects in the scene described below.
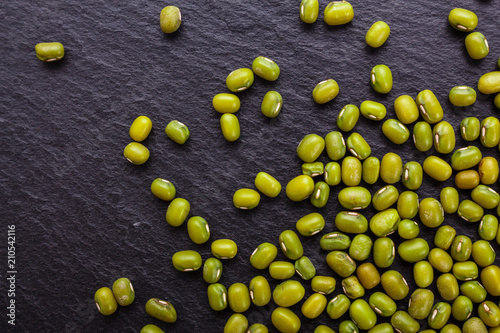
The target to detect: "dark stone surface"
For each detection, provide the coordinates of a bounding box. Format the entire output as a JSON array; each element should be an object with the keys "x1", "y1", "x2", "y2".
[{"x1": 1, "y1": 0, "x2": 500, "y2": 332}]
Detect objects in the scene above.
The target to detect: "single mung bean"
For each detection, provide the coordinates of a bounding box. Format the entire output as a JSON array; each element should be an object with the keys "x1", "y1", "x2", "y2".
[
  {"x1": 315, "y1": 325, "x2": 335, "y2": 333},
  {"x1": 452, "y1": 295, "x2": 473, "y2": 321},
  {"x1": 151, "y1": 178, "x2": 176, "y2": 201},
  {"x1": 478, "y1": 71, "x2": 500, "y2": 94},
  {"x1": 320, "y1": 232, "x2": 351, "y2": 251},
  {"x1": 452, "y1": 261, "x2": 479, "y2": 281},
  {"x1": 269, "y1": 261, "x2": 295, "y2": 280},
  {"x1": 203, "y1": 258, "x2": 223, "y2": 284},
  {"x1": 398, "y1": 219, "x2": 419, "y2": 239},
  {"x1": 419, "y1": 197, "x2": 444, "y2": 228},
  {"x1": 302, "y1": 293, "x2": 327, "y2": 319},
  {"x1": 450, "y1": 235, "x2": 472, "y2": 261},
  {"x1": 327, "y1": 294, "x2": 351, "y2": 319},
  {"x1": 295, "y1": 256, "x2": 316, "y2": 280},
  {"x1": 35, "y1": 42, "x2": 64, "y2": 62},
  {"x1": 382, "y1": 119, "x2": 410, "y2": 144},
  {"x1": 338, "y1": 186, "x2": 371, "y2": 210},
  {"x1": 397, "y1": 191, "x2": 419, "y2": 219},
  {"x1": 95, "y1": 287, "x2": 117, "y2": 315},
  {"x1": 311, "y1": 276, "x2": 336, "y2": 295},
  {"x1": 360, "y1": 100, "x2": 386, "y2": 121},
  {"x1": 271, "y1": 307, "x2": 301, "y2": 333},
  {"x1": 324, "y1": 1, "x2": 354, "y2": 26},
  {"x1": 471, "y1": 185, "x2": 500, "y2": 209},
  {"x1": 436, "y1": 273, "x2": 459, "y2": 301},
  {"x1": 451, "y1": 146, "x2": 482, "y2": 170},
  {"x1": 337, "y1": 104, "x2": 359, "y2": 132},
  {"x1": 428, "y1": 248, "x2": 453, "y2": 273},
  {"x1": 369, "y1": 292, "x2": 397, "y2": 317},
  {"x1": 228, "y1": 283, "x2": 251, "y2": 313},
  {"x1": 380, "y1": 270, "x2": 409, "y2": 300},
  {"x1": 371, "y1": 64, "x2": 392, "y2": 94},
  {"x1": 211, "y1": 239, "x2": 237, "y2": 259},
  {"x1": 213, "y1": 93, "x2": 240, "y2": 113},
  {"x1": 367, "y1": 323, "x2": 394, "y2": 333},
  {"x1": 460, "y1": 281, "x2": 487, "y2": 303},
  {"x1": 252, "y1": 56, "x2": 280, "y2": 81},
  {"x1": 226, "y1": 68, "x2": 254, "y2": 92},
  {"x1": 224, "y1": 314, "x2": 248, "y2": 333},
  {"x1": 496, "y1": 92, "x2": 500, "y2": 109},
  {"x1": 165, "y1": 120, "x2": 189, "y2": 144},
  {"x1": 465, "y1": 32, "x2": 489, "y2": 60},
  {"x1": 296, "y1": 212, "x2": 325, "y2": 236},
  {"x1": 341, "y1": 156, "x2": 362, "y2": 186},
  {"x1": 398, "y1": 238, "x2": 429, "y2": 263},
  {"x1": 220, "y1": 113, "x2": 240, "y2": 141},
  {"x1": 372, "y1": 185, "x2": 399, "y2": 211},
  {"x1": 460, "y1": 117, "x2": 480, "y2": 141},
  {"x1": 124, "y1": 142, "x2": 150, "y2": 165},
  {"x1": 394, "y1": 95, "x2": 419, "y2": 124},
  {"x1": 339, "y1": 320, "x2": 359, "y2": 333},
  {"x1": 159, "y1": 6, "x2": 181, "y2": 33},
  {"x1": 300, "y1": 0, "x2": 319, "y2": 24},
  {"x1": 250, "y1": 242, "x2": 278, "y2": 269},
  {"x1": 342, "y1": 276, "x2": 365, "y2": 299},
  {"x1": 457, "y1": 199, "x2": 484, "y2": 222},
  {"x1": 448, "y1": 8, "x2": 478, "y2": 32},
  {"x1": 172, "y1": 250, "x2": 202, "y2": 272},
  {"x1": 347, "y1": 132, "x2": 371, "y2": 160},
  {"x1": 423, "y1": 156, "x2": 452, "y2": 182},
  {"x1": 129, "y1": 115, "x2": 152, "y2": 142},
  {"x1": 140, "y1": 325, "x2": 164, "y2": 333},
  {"x1": 440, "y1": 187, "x2": 459, "y2": 214},
  {"x1": 380, "y1": 152, "x2": 402, "y2": 183},
  {"x1": 413, "y1": 121, "x2": 433, "y2": 151},
  {"x1": 166, "y1": 198, "x2": 190, "y2": 227},
  {"x1": 463, "y1": 317, "x2": 488, "y2": 333},
  {"x1": 112, "y1": 278, "x2": 135, "y2": 306},
  {"x1": 335, "y1": 211, "x2": 368, "y2": 234},
  {"x1": 349, "y1": 299, "x2": 377, "y2": 330},
  {"x1": 279, "y1": 230, "x2": 303, "y2": 260},
  {"x1": 325, "y1": 131, "x2": 346, "y2": 160},
  {"x1": 312, "y1": 79, "x2": 339, "y2": 104},
  {"x1": 455, "y1": 170, "x2": 480, "y2": 189},
  {"x1": 402, "y1": 161, "x2": 423, "y2": 190},
  {"x1": 480, "y1": 116, "x2": 500, "y2": 147},
  {"x1": 478, "y1": 214, "x2": 498, "y2": 241},
  {"x1": 449, "y1": 86, "x2": 477, "y2": 106},
  {"x1": 416, "y1": 89, "x2": 443, "y2": 124},
  {"x1": 434, "y1": 225, "x2": 456, "y2": 250},
  {"x1": 365, "y1": 21, "x2": 390, "y2": 48},
  {"x1": 254, "y1": 172, "x2": 281, "y2": 197},
  {"x1": 349, "y1": 234, "x2": 372, "y2": 261},
  {"x1": 408, "y1": 289, "x2": 435, "y2": 320},
  {"x1": 310, "y1": 181, "x2": 330, "y2": 208},
  {"x1": 145, "y1": 298, "x2": 177, "y2": 323},
  {"x1": 297, "y1": 133, "x2": 325, "y2": 162},
  {"x1": 248, "y1": 324, "x2": 268, "y2": 333},
  {"x1": 478, "y1": 156, "x2": 499, "y2": 184},
  {"x1": 391, "y1": 311, "x2": 420, "y2": 333},
  {"x1": 373, "y1": 237, "x2": 395, "y2": 268},
  {"x1": 428, "y1": 302, "x2": 452, "y2": 330},
  {"x1": 273, "y1": 280, "x2": 305, "y2": 307},
  {"x1": 414, "y1": 261, "x2": 434, "y2": 288},
  {"x1": 362, "y1": 157, "x2": 380, "y2": 184},
  {"x1": 478, "y1": 301, "x2": 500, "y2": 327},
  {"x1": 370, "y1": 208, "x2": 401, "y2": 237},
  {"x1": 326, "y1": 251, "x2": 356, "y2": 278},
  {"x1": 285, "y1": 175, "x2": 314, "y2": 201},
  {"x1": 261, "y1": 91, "x2": 283, "y2": 118},
  {"x1": 356, "y1": 262, "x2": 380, "y2": 289},
  {"x1": 324, "y1": 161, "x2": 341, "y2": 185},
  {"x1": 480, "y1": 265, "x2": 500, "y2": 296},
  {"x1": 433, "y1": 121, "x2": 455, "y2": 154},
  {"x1": 233, "y1": 188, "x2": 260, "y2": 209}
]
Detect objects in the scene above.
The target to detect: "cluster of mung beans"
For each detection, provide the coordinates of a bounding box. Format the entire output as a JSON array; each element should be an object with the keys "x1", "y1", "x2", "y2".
[{"x1": 92, "y1": 2, "x2": 500, "y2": 333}]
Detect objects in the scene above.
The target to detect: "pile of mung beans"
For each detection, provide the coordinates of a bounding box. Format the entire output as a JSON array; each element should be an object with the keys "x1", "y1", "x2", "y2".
[{"x1": 86, "y1": 2, "x2": 500, "y2": 333}]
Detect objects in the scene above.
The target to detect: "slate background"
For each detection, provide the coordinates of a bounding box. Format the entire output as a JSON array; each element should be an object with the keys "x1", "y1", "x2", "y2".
[{"x1": 1, "y1": 0, "x2": 500, "y2": 332}]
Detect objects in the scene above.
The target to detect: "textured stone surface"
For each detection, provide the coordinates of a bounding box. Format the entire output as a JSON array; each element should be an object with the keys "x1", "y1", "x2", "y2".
[{"x1": 1, "y1": 0, "x2": 500, "y2": 332}]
